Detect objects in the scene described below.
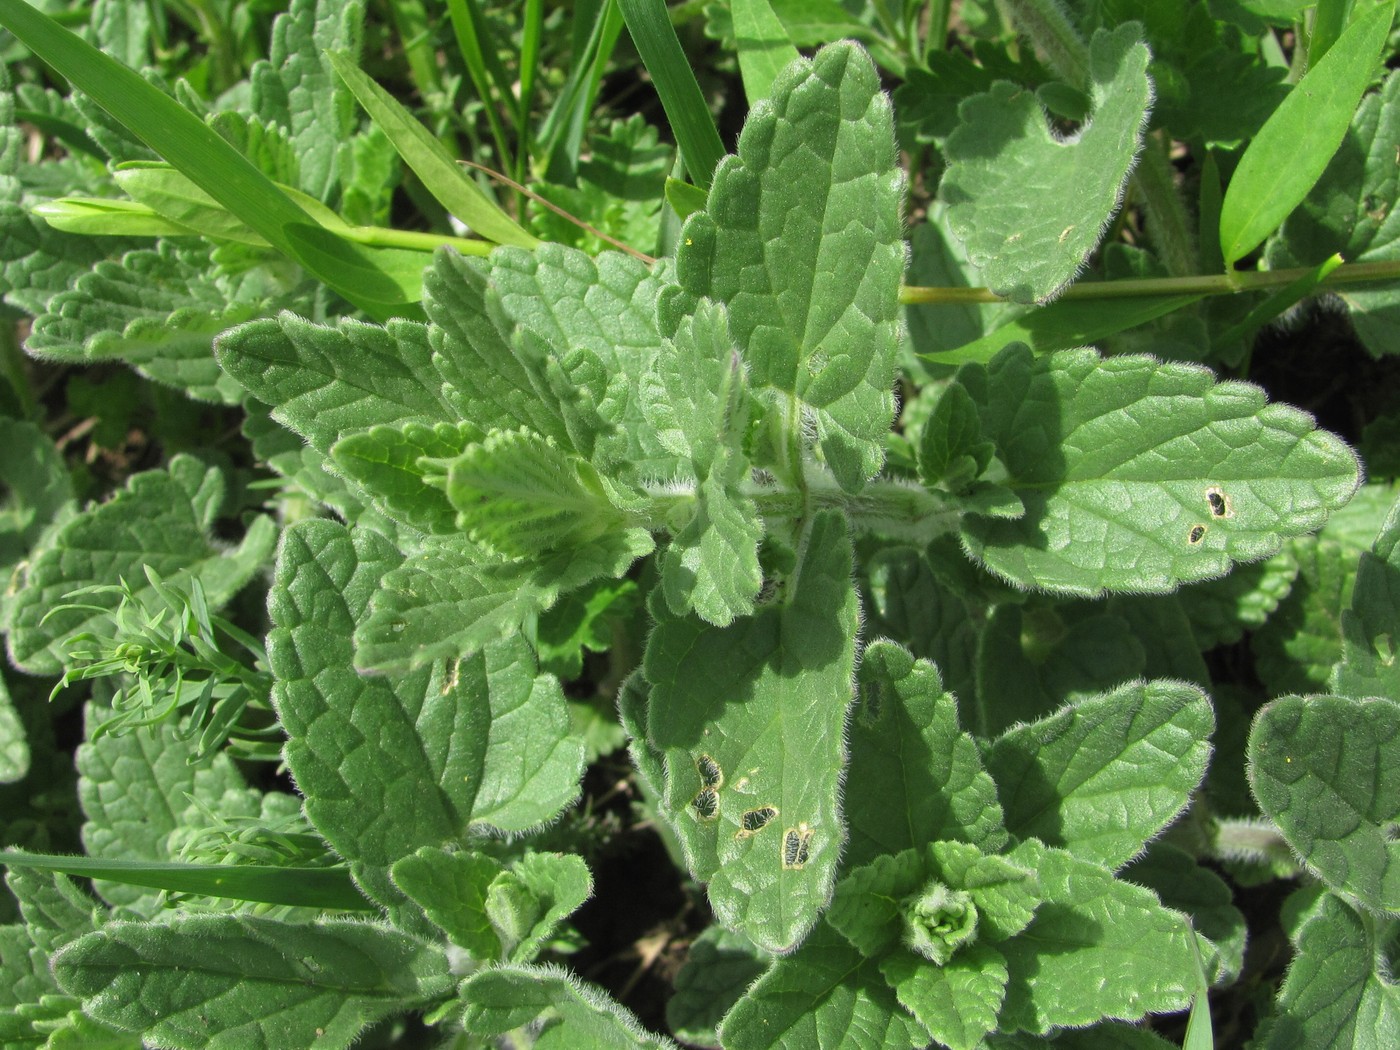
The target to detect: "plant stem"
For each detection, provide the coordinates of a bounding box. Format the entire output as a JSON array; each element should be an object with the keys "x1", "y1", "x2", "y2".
[
  {"x1": 638, "y1": 472, "x2": 962, "y2": 544},
  {"x1": 1211, "y1": 816, "x2": 1300, "y2": 873},
  {"x1": 900, "y1": 258, "x2": 1400, "y2": 305},
  {"x1": 1000, "y1": 0, "x2": 1088, "y2": 86},
  {"x1": 1134, "y1": 133, "x2": 1197, "y2": 278}
]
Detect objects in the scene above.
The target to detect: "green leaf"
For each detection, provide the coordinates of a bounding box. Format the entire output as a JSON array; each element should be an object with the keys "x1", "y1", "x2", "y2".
[
  {"x1": 485, "y1": 851, "x2": 593, "y2": 964},
  {"x1": 666, "y1": 926, "x2": 770, "y2": 1047},
  {"x1": 460, "y1": 963, "x2": 678, "y2": 1047},
  {"x1": 731, "y1": 0, "x2": 801, "y2": 104},
  {"x1": 827, "y1": 842, "x2": 1038, "y2": 961},
  {"x1": 1219, "y1": 1, "x2": 1396, "y2": 267},
  {"x1": 645, "y1": 511, "x2": 858, "y2": 951},
  {"x1": 661, "y1": 42, "x2": 905, "y2": 492},
  {"x1": 53, "y1": 915, "x2": 452, "y2": 1049},
  {"x1": 392, "y1": 849, "x2": 591, "y2": 965},
  {"x1": 1333, "y1": 494, "x2": 1400, "y2": 698},
  {"x1": 616, "y1": 0, "x2": 726, "y2": 188},
  {"x1": 1249, "y1": 694, "x2": 1400, "y2": 913},
  {"x1": 1269, "y1": 70, "x2": 1400, "y2": 358},
  {"x1": 466, "y1": 244, "x2": 671, "y2": 472},
  {"x1": 0, "y1": 0, "x2": 404, "y2": 313},
  {"x1": 25, "y1": 240, "x2": 281, "y2": 404},
  {"x1": 0, "y1": 851, "x2": 368, "y2": 913},
  {"x1": 987, "y1": 679, "x2": 1214, "y2": 870},
  {"x1": 844, "y1": 640, "x2": 1007, "y2": 869},
  {"x1": 644, "y1": 298, "x2": 762, "y2": 625},
  {"x1": 916, "y1": 381, "x2": 997, "y2": 493},
  {"x1": 880, "y1": 942, "x2": 1007, "y2": 1050},
  {"x1": 940, "y1": 25, "x2": 1152, "y2": 304},
  {"x1": 999, "y1": 840, "x2": 1196, "y2": 1033},
  {"x1": 7, "y1": 459, "x2": 275, "y2": 675},
  {"x1": 0, "y1": 672, "x2": 27, "y2": 783},
  {"x1": 330, "y1": 421, "x2": 480, "y2": 533},
  {"x1": 352, "y1": 531, "x2": 651, "y2": 673},
  {"x1": 391, "y1": 847, "x2": 505, "y2": 959},
  {"x1": 1252, "y1": 538, "x2": 1352, "y2": 695},
  {"x1": 75, "y1": 710, "x2": 256, "y2": 910},
  {"x1": 1177, "y1": 548, "x2": 1299, "y2": 649},
  {"x1": 717, "y1": 921, "x2": 931, "y2": 1050},
  {"x1": 269, "y1": 521, "x2": 584, "y2": 917},
  {"x1": 537, "y1": 577, "x2": 638, "y2": 680},
  {"x1": 250, "y1": 0, "x2": 364, "y2": 200},
  {"x1": 324, "y1": 50, "x2": 537, "y2": 248},
  {"x1": 441, "y1": 428, "x2": 636, "y2": 557},
  {"x1": 214, "y1": 313, "x2": 457, "y2": 458},
  {"x1": 960, "y1": 344, "x2": 1362, "y2": 595},
  {"x1": 0, "y1": 416, "x2": 71, "y2": 576},
  {"x1": 1122, "y1": 843, "x2": 1248, "y2": 985},
  {"x1": 1255, "y1": 892, "x2": 1400, "y2": 1048}
]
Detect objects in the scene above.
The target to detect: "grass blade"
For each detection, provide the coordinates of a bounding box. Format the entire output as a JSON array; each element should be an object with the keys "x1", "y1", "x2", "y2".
[
  {"x1": 1219, "y1": 0, "x2": 1395, "y2": 267},
  {"x1": 326, "y1": 50, "x2": 539, "y2": 248},
  {"x1": 0, "y1": 850, "x2": 372, "y2": 911},
  {"x1": 618, "y1": 0, "x2": 726, "y2": 188},
  {"x1": 0, "y1": 0, "x2": 414, "y2": 313},
  {"x1": 731, "y1": 0, "x2": 799, "y2": 104}
]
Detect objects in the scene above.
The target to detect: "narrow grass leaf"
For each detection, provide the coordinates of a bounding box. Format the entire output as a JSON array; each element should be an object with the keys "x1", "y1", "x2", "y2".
[
  {"x1": 0, "y1": 851, "x2": 369, "y2": 912},
  {"x1": 731, "y1": 0, "x2": 800, "y2": 105},
  {"x1": 0, "y1": 0, "x2": 404, "y2": 311},
  {"x1": 1219, "y1": 1, "x2": 1395, "y2": 267},
  {"x1": 618, "y1": 0, "x2": 726, "y2": 188},
  {"x1": 324, "y1": 50, "x2": 537, "y2": 248}
]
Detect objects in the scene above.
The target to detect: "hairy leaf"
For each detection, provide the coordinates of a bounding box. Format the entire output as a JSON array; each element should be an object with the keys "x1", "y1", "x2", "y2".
[
  {"x1": 460, "y1": 964, "x2": 677, "y2": 1047},
  {"x1": 250, "y1": 0, "x2": 364, "y2": 200},
  {"x1": 53, "y1": 916, "x2": 450, "y2": 1049},
  {"x1": 353, "y1": 531, "x2": 651, "y2": 673},
  {"x1": 718, "y1": 922, "x2": 930, "y2": 1050},
  {"x1": 960, "y1": 344, "x2": 1361, "y2": 595},
  {"x1": 269, "y1": 521, "x2": 583, "y2": 918},
  {"x1": 845, "y1": 641, "x2": 1006, "y2": 868},
  {"x1": 999, "y1": 841, "x2": 1195, "y2": 1033},
  {"x1": 645, "y1": 511, "x2": 858, "y2": 951},
  {"x1": 214, "y1": 314, "x2": 455, "y2": 456},
  {"x1": 660, "y1": 42, "x2": 904, "y2": 491},
  {"x1": 7, "y1": 458, "x2": 275, "y2": 675},
  {"x1": 1250, "y1": 694, "x2": 1400, "y2": 913},
  {"x1": 24, "y1": 240, "x2": 272, "y2": 402},
  {"x1": 1255, "y1": 892, "x2": 1400, "y2": 1048},
  {"x1": 940, "y1": 25, "x2": 1152, "y2": 303},
  {"x1": 988, "y1": 680, "x2": 1214, "y2": 870},
  {"x1": 76, "y1": 710, "x2": 257, "y2": 911},
  {"x1": 667, "y1": 927, "x2": 770, "y2": 1046},
  {"x1": 1332, "y1": 494, "x2": 1400, "y2": 699}
]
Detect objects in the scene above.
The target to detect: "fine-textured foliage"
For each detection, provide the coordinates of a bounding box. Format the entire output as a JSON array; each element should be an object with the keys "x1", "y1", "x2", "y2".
[{"x1": 0, "y1": 3, "x2": 1397, "y2": 1046}]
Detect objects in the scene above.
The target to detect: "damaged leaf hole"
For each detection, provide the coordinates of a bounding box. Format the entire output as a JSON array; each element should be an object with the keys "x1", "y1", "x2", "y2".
[
  {"x1": 782, "y1": 824, "x2": 814, "y2": 869},
  {"x1": 737, "y1": 805, "x2": 779, "y2": 838}
]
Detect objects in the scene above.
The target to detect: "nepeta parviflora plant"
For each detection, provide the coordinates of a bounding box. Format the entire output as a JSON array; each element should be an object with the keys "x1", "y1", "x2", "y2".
[{"x1": 0, "y1": 0, "x2": 1397, "y2": 1046}]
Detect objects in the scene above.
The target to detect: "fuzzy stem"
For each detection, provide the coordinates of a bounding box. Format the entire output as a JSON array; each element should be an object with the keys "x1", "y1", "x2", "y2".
[
  {"x1": 1000, "y1": 0, "x2": 1089, "y2": 86},
  {"x1": 1134, "y1": 133, "x2": 1198, "y2": 277}
]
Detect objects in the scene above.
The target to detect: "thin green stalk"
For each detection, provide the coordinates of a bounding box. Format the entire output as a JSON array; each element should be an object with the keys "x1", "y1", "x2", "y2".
[
  {"x1": 1134, "y1": 132, "x2": 1197, "y2": 278},
  {"x1": 900, "y1": 257, "x2": 1400, "y2": 305},
  {"x1": 445, "y1": 0, "x2": 515, "y2": 174},
  {"x1": 515, "y1": 0, "x2": 544, "y2": 183},
  {"x1": 637, "y1": 472, "x2": 961, "y2": 544},
  {"x1": 1000, "y1": 0, "x2": 1088, "y2": 87},
  {"x1": 923, "y1": 0, "x2": 952, "y2": 58}
]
